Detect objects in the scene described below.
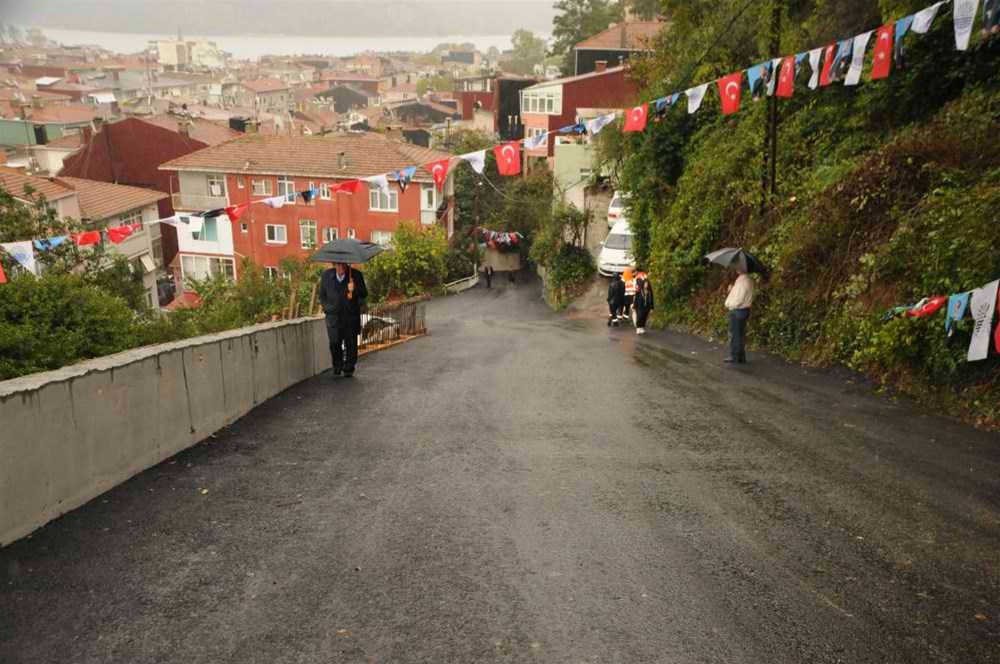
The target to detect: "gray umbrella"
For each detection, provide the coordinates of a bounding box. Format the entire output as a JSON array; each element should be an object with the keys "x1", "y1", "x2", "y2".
[
  {"x1": 311, "y1": 239, "x2": 386, "y2": 264},
  {"x1": 705, "y1": 247, "x2": 768, "y2": 276}
]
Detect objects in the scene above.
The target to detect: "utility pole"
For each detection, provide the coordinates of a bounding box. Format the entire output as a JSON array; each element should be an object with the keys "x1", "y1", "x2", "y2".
[{"x1": 760, "y1": 0, "x2": 782, "y2": 220}]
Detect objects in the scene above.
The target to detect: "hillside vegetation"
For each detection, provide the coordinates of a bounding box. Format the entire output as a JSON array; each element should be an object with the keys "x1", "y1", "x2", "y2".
[{"x1": 606, "y1": 0, "x2": 1000, "y2": 426}]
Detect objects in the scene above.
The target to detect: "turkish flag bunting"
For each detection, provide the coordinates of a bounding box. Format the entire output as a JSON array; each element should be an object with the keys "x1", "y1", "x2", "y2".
[
  {"x1": 493, "y1": 142, "x2": 522, "y2": 176},
  {"x1": 623, "y1": 103, "x2": 649, "y2": 132},
  {"x1": 717, "y1": 72, "x2": 743, "y2": 115},
  {"x1": 426, "y1": 158, "x2": 451, "y2": 192},
  {"x1": 0, "y1": 260, "x2": 6, "y2": 284},
  {"x1": 73, "y1": 231, "x2": 101, "y2": 246},
  {"x1": 776, "y1": 57, "x2": 796, "y2": 98},
  {"x1": 107, "y1": 224, "x2": 136, "y2": 244},
  {"x1": 820, "y1": 44, "x2": 837, "y2": 86},
  {"x1": 871, "y1": 24, "x2": 894, "y2": 80},
  {"x1": 225, "y1": 204, "x2": 249, "y2": 223},
  {"x1": 331, "y1": 180, "x2": 362, "y2": 195}
]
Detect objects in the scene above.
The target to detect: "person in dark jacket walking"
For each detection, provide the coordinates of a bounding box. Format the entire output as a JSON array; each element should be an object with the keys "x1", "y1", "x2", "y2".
[
  {"x1": 319, "y1": 263, "x2": 368, "y2": 377},
  {"x1": 633, "y1": 275, "x2": 654, "y2": 335},
  {"x1": 607, "y1": 273, "x2": 625, "y2": 326},
  {"x1": 484, "y1": 265, "x2": 494, "y2": 289}
]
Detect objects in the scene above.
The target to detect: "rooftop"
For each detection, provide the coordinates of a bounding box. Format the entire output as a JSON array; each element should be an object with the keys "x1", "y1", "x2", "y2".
[
  {"x1": 141, "y1": 114, "x2": 241, "y2": 146},
  {"x1": 0, "y1": 170, "x2": 76, "y2": 201},
  {"x1": 23, "y1": 104, "x2": 100, "y2": 124},
  {"x1": 240, "y1": 78, "x2": 290, "y2": 93},
  {"x1": 523, "y1": 65, "x2": 627, "y2": 91},
  {"x1": 574, "y1": 21, "x2": 666, "y2": 51},
  {"x1": 59, "y1": 177, "x2": 168, "y2": 220},
  {"x1": 159, "y1": 133, "x2": 454, "y2": 181}
]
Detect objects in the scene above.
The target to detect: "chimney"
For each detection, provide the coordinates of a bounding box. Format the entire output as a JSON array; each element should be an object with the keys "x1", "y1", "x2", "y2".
[
  {"x1": 93, "y1": 117, "x2": 105, "y2": 132},
  {"x1": 595, "y1": 61, "x2": 608, "y2": 73},
  {"x1": 338, "y1": 151, "x2": 348, "y2": 170},
  {"x1": 112, "y1": 69, "x2": 120, "y2": 81},
  {"x1": 620, "y1": 22, "x2": 627, "y2": 49},
  {"x1": 31, "y1": 95, "x2": 44, "y2": 110},
  {"x1": 178, "y1": 120, "x2": 190, "y2": 139},
  {"x1": 386, "y1": 125, "x2": 403, "y2": 141}
]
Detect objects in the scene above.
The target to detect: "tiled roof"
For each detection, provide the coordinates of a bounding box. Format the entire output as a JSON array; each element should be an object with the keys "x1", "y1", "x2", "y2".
[
  {"x1": 159, "y1": 133, "x2": 454, "y2": 181},
  {"x1": 39, "y1": 132, "x2": 83, "y2": 149},
  {"x1": 574, "y1": 21, "x2": 665, "y2": 50},
  {"x1": 240, "y1": 78, "x2": 290, "y2": 93},
  {"x1": 58, "y1": 177, "x2": 167, "y2": 221},
  {"x1": 0, "y1": 88, "x2": 73, "y2": 103},
  {"x1": 0, "y1": 170, "x2": 76, "y2": 201},
  {"x1": 26, "y1": 104, "x2": 100, "y2": 124},
  {"x1": 141, "y1": 114, "x2": 241, "y2": 146},
  {"x1": 524, "y1": 65, "x2": 627, "y2": 91},
  {"x1": 320, "y1": 72, "x2": 379, "y2": 82}
]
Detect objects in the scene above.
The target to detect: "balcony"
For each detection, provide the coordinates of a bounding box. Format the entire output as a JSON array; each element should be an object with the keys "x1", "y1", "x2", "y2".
[{"x1": 172, "y1": 193, "x2": 228, "y2": 212}]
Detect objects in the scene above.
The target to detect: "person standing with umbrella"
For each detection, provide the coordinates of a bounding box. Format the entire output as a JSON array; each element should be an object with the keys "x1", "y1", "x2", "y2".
[
  {"x1": 705, "y1": 248, "x2": 767, "y2": 365},
  {"x1": 314, "y1": 239, "x2": 382, "y2": 378}
]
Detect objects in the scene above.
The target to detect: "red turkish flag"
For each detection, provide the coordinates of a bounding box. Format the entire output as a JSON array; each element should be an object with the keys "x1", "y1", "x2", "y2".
[
  {"x1": 0, "y1": 260, "x2": 7, "y2": 284},
  {"x1": 107, "y1": 224, "x2": 136, "y2": 244},
  {"x1": 820, "y1": 44, "x2": 837, "y2": 86},
  {"x1": 493, "y1": 142, "x2": 522, "y2": 176},
  {"x1": 225, "y1": 203, "x2": 249, "y2": 223},
  {"x1": 717, "y1": 72, "x2": 743, "y2": 115},
  {"x1": 331, "y1": 180, "x2": 362, "y2": 195},
  {"x1": 776, "y1": 57, "x2": 795, "y2": 98},
  {"x1": 623, "y1": 103, "x2": 649, "y2": 132},
  {"x1": 870, "y1": 24, "x2": 894, "y2": 80},
  {"x1": 426, "y1": 158, "x2": 451, "y2": 193},
  {"x1": 73, "y1": 231, "x2": 101, "y2": 246}
]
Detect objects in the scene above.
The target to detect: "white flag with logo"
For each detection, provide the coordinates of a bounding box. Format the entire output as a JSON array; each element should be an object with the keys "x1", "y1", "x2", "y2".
[
  {"x1": 1, "y1": 241, "x2": 35, "y2": 274},
  {"x1": 968, "y1": 280, "x2": 999, "y2": 362},
  {"x1": 364, "y1": 174, "x2": 390, "y2": 194},
  {"x1": 686, "y1": 84, "x2": 709, "y2": 114},
  {"x1": 953, "y1": 0, "x2": 979, "y2": 49},
  {"x1": 845, "y1": 31, "x2": 873, "y2": 86},
  {"x1": 525, "y1": 131, "x2": 549, "y2": 150},
  {"x1": 460, "y1": 150, "x2": 487, "y2": 174},
  {"x1": 912, "y1": 1, "x2": 945, "y2": 33},
  {"x1": 584, "y1": 113, "x2": 617, "y2": 137},
  {"x1": 807, "y1": 48, "x2": 824, "y2": 89}
]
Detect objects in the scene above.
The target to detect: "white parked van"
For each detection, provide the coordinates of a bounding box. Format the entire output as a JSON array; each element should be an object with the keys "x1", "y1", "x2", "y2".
[{"x1": 598, "y1": 220, "x2": 636, "y2": 277}]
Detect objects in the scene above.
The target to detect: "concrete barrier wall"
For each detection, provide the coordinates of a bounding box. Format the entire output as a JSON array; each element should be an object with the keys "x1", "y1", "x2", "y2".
[{"x1": 0, "y1": 316, "x2": 331, "y2": 547}]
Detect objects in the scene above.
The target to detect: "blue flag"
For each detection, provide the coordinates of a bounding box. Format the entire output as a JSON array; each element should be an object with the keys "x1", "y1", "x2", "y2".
[
  {"x1": 33, "y1": 236, "x2": 68, "y2": 251},
  {"x1": 945, "y1": 292, "x2": 972, "y2": 335},
  {"x1": 392, "y1": 166, "x2": 417, "y2": 193},
  {"x1": 747, "y1": 61, "x2": 772, "y2": 100}
]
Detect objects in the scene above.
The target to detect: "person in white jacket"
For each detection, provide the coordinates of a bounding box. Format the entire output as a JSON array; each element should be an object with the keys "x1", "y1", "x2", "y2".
[{"x1": 724, "y1": 269, "x2": 754, "y2": 363}]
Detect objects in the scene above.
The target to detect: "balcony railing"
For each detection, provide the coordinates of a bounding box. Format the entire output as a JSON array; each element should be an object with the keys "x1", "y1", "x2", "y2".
[{"x1": 172, "y1": 193, "x2": 228, "y2": 212}]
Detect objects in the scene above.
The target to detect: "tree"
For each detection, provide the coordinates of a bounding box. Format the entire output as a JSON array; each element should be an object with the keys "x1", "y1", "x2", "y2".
[
  {"x1": 550, "y1": 0, "x2": 625, "y2": 73},
  {"x1": 26, "y1": 27, "x2": 48, "y2": 48},
  {"x1": 365, "y1": 222, "x2": 450, "y2": 302},
  {"x1": 629, "y1": 0, "x2": 662, "y2": 21},
  {"x1": 507, "y1": 30, "x2": 547, "y2": 76}
]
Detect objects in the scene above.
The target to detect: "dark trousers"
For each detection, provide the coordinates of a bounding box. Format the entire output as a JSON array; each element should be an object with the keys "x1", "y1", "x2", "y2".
[
  {"x1": 729, "y1": 308, "x2": 751, "y2": 362},
  {"x1": 485, "y1": 273, "x2": 492, "y2": 288},
  {"x1": 326, "y1": 316, "x2": 358, "y2": 372}
]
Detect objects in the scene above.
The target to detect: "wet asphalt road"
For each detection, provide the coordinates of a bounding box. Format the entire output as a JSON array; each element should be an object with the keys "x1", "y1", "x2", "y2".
[{"x1": 2, "y1": 277, "x2": 999, "y2": 663}]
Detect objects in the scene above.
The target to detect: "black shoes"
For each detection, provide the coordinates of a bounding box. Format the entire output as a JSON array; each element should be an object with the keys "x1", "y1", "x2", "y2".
[
  {"x1": 344, "y1": 369, "x2": 355, "y2": 378},
  {"x1": 332, "y1": 368, "x2": 343, "y2": 377}
]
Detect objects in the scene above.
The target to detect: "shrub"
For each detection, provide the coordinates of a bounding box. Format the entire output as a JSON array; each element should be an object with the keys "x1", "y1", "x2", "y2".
[
  {"x1": 546, "y1": 244, "x2": 596, "y2": 310},
  {"x1": 365, "y1": 222, "x2": 449, "y2": 302}
]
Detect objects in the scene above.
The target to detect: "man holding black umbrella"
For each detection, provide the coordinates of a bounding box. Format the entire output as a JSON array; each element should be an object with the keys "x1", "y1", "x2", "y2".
[
  {"x1": 725, "y1": 268, "x2": 754, "y2": 364},
  {"x1": 319, "y1": 263, "x2": 368, "y2": 378}
]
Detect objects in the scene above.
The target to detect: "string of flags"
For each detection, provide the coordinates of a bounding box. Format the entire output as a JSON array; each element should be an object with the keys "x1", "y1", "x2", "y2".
[
  {"x1": 479, "y1": 229, "x2": 523, "y2": 247},
  {"x1": 884, "y1": 278, "x2": 1000, "y2": 362},
  {"x1": 2, "y1": 0, "x2": 993, "y2": 284}
]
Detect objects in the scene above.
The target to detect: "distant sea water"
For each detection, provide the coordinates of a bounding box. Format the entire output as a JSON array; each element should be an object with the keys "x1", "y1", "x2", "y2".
[{"x1": 38, "y1": 27, "x2": 524, "y2": 59}]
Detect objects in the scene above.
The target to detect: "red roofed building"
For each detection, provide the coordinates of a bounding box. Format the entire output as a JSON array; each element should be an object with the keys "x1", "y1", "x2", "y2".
[
  {"x1": 572, "y1": 21, "x2": 665, "y2": 75},
  {"x1": 159, "y1": 133, "x2": 456, "y2": 287}
]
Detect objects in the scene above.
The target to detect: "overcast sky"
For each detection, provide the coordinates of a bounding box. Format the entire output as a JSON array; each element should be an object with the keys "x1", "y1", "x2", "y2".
[{"x1": 2, "y1": 1, "x2": 559, "y2": 38}]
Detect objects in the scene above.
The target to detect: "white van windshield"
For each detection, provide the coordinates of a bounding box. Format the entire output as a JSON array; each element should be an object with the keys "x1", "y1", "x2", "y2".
[{"x1": 605, "y1": 233, "x2": 632, "y2": 250}]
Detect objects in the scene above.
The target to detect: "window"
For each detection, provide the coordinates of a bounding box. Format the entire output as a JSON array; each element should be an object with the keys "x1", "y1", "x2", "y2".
[
  {"x1": 421, "y1": 185, "x2": 437, "y2": 212},
  {"x1": 192, "y1": 218, "x2": 219, "y2": 242},
  {"x1": 299, "y1": 220, "x2": 318, "y2": 249},
  {"x1": 117, "y1": 208, "x2": 144, "y2": 233},
  {"x1": 323, "y1": 227, "x2": 338, "y2": 243},
  {"x1": 266, "y1": 224, "x2": 287, "y2": 244},
  {"x1": 371, "y1": 230, "x2": 393, "y2": 246},
  {"x1": 180, "y1": 255, "x2": 236, "y2": 283},
  {"x1": 252, "y1": 179, "x2": 272, "y2": 196},
  {"x1": 320, "y1": 183, "x2": 331, "y2": 200},
  {"x1": 369, "y1": 187, "x2": 398, "y2": 212},
  {"x1": 277, "y1": 176, "x2": 295, "y2": 199},
  {"x1": 240, "y1": 222, "x2": 249, "y2": 234},
  {"x1": 264, "y1": 266, "x2": 279, "y2": 279},
  {"x1": 207, "y1": 173, "x2": 226, "y2": 198},
  {"x1": 347, "y1": 228, "x2": 356, "y2": 239},
  {"x1": 522, "y1": 91, "x2": 560, "y2": 116},
  {"x1": 237, "y1": 176, "x2": 245, "y2": 189}
]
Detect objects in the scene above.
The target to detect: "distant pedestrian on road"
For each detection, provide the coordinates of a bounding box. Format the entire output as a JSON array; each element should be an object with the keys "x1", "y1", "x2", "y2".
[
  {"x1": 633, "y1": 275, "x2": 654, "y2": 335},
  {"x1": 622, "y1": 268, "x2": 637, "y2": 323},
  {"x1": 508, "y1": 270, "x2": 516, "y2": 287},
  {"x1": 607, "y1": 272, "x2": 625, "y2": 327},
  {"x1": 484, "y1": 265, "x2": 494, "y2": 289},
  {"x1": 724, "y1": 268, "x2": 754, "y2": 364},
  {"x1": 319, "y1": 262, "x2": 368, "y2": 378}
]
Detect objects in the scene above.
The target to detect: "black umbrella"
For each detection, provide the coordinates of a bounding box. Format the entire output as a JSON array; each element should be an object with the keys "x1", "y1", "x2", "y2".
[
  {"x1": 705, "y1": 247, "x2": 769, "y2": 276},
  {"x1": 311, "y1": 239, "x2": 386, "y2": 265}
]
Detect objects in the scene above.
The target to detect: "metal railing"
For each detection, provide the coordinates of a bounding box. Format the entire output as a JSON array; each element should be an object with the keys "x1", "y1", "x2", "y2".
[
  {"x1": 172, "y1": 193, "x2": 229, "y2": 211},
  {"x1": 359, "y1": 300, "x2": 427, "y2": 352}
]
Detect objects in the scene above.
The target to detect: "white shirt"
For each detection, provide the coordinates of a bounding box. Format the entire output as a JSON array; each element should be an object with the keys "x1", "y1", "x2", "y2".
[{"x1": 725, "y1": 274, "x2": 754, "y2": 310}]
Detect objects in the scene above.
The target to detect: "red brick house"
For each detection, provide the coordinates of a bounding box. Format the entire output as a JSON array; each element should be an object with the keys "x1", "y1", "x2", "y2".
[
  {"x1": 520, "y1": 65, "x2": 638, "y2": 166},
  {"x1": 159, "y1": 133, "x2": 456, "y2": 279}
]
